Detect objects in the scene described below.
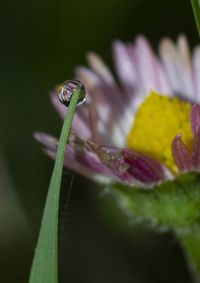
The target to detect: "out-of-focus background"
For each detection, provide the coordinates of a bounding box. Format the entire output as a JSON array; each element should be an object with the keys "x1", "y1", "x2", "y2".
[{"x1": 0, "y1": 0, "x2": 198, "y2": 282}]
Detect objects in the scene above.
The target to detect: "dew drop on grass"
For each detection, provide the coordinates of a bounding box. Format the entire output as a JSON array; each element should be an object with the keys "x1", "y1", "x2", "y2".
[{"x1": 58, "y1": 80, "x2": 86, "y2": 107}]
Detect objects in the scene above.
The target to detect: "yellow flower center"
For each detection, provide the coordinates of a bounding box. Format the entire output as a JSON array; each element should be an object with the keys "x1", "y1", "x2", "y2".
[{"x1": 127, "y1": 92, "x2": 193, "y2": 173}]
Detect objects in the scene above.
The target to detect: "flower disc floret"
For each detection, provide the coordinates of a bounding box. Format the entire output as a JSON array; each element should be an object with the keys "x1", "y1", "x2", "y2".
[{"x1": 128, "y1": 92, "x2": 193, "y2": 172}]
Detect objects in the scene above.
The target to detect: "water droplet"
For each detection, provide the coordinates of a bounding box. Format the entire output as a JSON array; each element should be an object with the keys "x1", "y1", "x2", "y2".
[{"x1": 58, "y1": 80, "x2": 86, "y2": 107}]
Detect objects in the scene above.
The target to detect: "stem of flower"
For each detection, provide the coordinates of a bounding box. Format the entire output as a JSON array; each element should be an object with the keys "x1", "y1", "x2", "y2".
[
  {"x1": 29, "y1": 87, "x2": 81, "y2": 283},
  {"x1": 191, "y1": 0, "x2": 200, "y2": 36},
  {"x1": 176, "y1": 226, "x2": 200, "y2": 283}
]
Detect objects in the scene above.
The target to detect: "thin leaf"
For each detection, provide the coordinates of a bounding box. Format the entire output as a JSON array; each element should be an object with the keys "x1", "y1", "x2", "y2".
[
  {"x1": 191, "y1": 0, "x2": 200, "y2": 35},
  {"x1": 176, "y1": 227, "x2": 200, "y2": 283},
  {"x1": 29, "y1": 87, "x2": 81, "y2": 283}
]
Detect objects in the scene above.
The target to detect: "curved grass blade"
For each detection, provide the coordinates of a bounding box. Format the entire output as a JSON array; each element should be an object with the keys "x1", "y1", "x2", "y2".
[
  {"x1": 29, "y1": 87, "x2": 81, "y2": 283},
  {"x1": 191, "y1": 0, "x2": 200, "y2": 35}
]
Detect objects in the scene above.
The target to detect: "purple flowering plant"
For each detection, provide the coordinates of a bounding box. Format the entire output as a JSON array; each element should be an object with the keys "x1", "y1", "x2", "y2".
[
  {"x1": 34, "y1": 35, "x2": 200, "y2": 282},
  {"x1": 36, "y1": 35, "x2": 200, "y2": 185},
  {"x1": 29, "y1": 1, "x2": 200, "y2": 283}
]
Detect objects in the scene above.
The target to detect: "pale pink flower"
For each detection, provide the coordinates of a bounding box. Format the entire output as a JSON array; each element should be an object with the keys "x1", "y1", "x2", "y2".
[{"x1": 35, "y1": 35, "x2": 200, "y2": 188}]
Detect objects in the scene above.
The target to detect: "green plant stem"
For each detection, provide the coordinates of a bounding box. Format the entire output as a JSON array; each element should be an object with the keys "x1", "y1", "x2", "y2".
[
  {"x1": 176, "y1": 226, "x2": 200, "y2": 283},
  {"x1": 29, "y1": 87, "x2": 81, "y2": 283},
  {"x1": 191, "y1": 0, "x2": 200, "y2": 35}
]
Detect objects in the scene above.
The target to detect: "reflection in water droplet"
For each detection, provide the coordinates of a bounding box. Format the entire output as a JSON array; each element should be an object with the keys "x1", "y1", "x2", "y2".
[{"x1": 58, "y1": 80, "x2": 86, "y2": 107}]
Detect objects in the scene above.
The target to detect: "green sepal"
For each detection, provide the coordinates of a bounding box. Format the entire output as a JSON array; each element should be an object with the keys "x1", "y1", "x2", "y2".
[{"x1": 110, "y1": 172, "x2": 200, "y2": 230}]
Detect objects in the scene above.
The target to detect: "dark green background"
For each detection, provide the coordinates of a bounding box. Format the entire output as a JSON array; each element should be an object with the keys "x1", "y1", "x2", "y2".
[{"x1": 0, "y1": 0, "x2": 199, "y2": 282}]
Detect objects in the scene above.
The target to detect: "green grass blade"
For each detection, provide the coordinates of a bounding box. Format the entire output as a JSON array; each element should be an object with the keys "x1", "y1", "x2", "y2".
[
  {"x1": 191, "y1": 0, "x2": 200, "y2": 35},
  {"x1": 29, "y1": 87, "x2": 81, "y2": 283}
]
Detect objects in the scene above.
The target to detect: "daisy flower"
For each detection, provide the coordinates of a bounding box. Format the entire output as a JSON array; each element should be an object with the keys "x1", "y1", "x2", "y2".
[
  {"x1": 33, "y1": 35, "x2": 200, "y2": 282},
  {"x1": 35, "y1": 34, "x2": 200, "y2": 188}
]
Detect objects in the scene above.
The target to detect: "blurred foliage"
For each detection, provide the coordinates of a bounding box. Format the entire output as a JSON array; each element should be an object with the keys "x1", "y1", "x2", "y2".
[{"x1": 0, "y1": 0, "x2": 199, "y2": 282}]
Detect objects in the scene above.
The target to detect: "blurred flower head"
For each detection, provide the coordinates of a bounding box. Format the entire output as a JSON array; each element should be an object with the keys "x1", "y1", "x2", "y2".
[{"x1": 35, "y1": 35, "x2": 200, "y2": 188}]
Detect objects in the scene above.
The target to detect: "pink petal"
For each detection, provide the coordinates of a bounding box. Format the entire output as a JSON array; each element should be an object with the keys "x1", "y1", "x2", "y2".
[
  {"x1": 112, "y1": 40, "x2": 137, "y2": 96},
  {"x1": 192, "y1": 46, "x2": 200, "y2": 102},
  {"x1": 34, "y1": 132, "x2": 115, "y2": 183},
  {"x1": 159, "y1": 35, "x2": 194, "y2": 100},
  {"x1": 191, "y1": 104, "x2": 200, "y2": 135},
  {"x1": 86, "y1": 53, "x2": 126, "y2": 113},
  {"x1": 171, "y1": 134, "x2": 192, "y2": 172},
  {"x1": 122, "y1": 149, "x2": 165, "y2": 184},
  {"x1": 192, "y1": 127, "x2": 200, "y2": 170},
  {"x1": 86, "y1": 52, "x2": 117, "y2": 85},
  {"x1": 177, "y1": 35, "x2": 194, "y2": 99},
  {"x1": 134, "y1": 36, "x2": 171, "y2": 95},
  {"x1": 90, "y1": 144, "x2": 136, "y2": 183},
  {"x1": 34, "y1": 132, "x2": 58, "y2": 150},
  {"x1": 45, "y1": 148, "x2": 112, "y2": 183},
  {"x1": 76, "y1": 66, "x2": 130, "y2": 146}
]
